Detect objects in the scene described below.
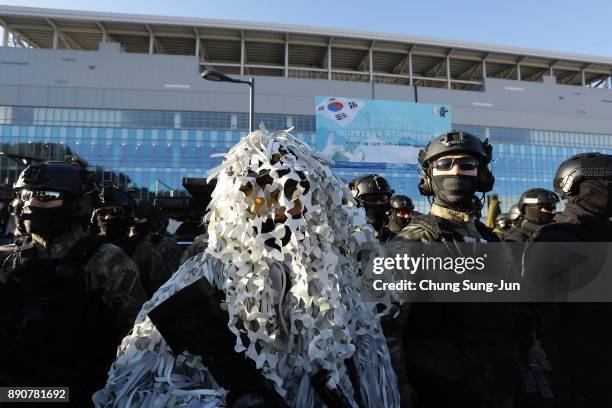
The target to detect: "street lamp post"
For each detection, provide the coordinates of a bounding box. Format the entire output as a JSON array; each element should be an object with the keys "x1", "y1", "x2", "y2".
[{"x1": 201, "y1": 70, "x2": 255, "y2": 132}]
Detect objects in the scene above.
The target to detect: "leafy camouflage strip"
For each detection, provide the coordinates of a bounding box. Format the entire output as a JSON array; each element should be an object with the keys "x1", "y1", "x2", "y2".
[
  {"x1": 154, "y1": 234, "x2": 184, "y2": 273},
  {"x1": 131, "y1": 239, "x2": 171, "y2": 297},
  {"x1": 93, "y1": 254, "x2": 226, "y2": 407},
  {"x1": 86, "y1": 242, "x2": 148, "y2": 336},
  {"x1": 95, "y1": 129, "x2": 400, "y2": 407}
]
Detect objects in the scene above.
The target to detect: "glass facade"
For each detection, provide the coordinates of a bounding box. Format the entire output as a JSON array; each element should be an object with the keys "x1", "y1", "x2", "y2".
[{"x1": 0, "y1": 106, "x2": 610, "y2": 214}]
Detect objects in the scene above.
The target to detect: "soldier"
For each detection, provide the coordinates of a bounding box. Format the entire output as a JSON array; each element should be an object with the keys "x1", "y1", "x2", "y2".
[
  {"x1": 179, "y1": 229, "x2": 208, "y2": 264},
  {"x1": 500, "y1": 204, "x2": 521, "y2": 240},
  {"x1": 94, "y1": 129, "x2": 399, "y2": 408},
  {"x1": 508, "y1": 203, "x2": 521, "y2": 226},
  {"x1": 386, "y1": 131, "x2": 520, "y2": 407},
  {"x1": 504, "y1": 188, "x2": 559, "y2": 242},
  {"x1": 386, "y1": 195, "x2": 415, "y2": 233},
  {"x1": 493, "y1": 213, "x2": 512, "y2": 238},
  {"x1": 132, "y1": 201, "x2": 182, "y2": 273},
  {"x1": 348, "y1": 173, "x2": 394, "y2": 241},
  {"x1": 150, "y1": 214, "x2": 183, "y2": 273},
  {"x1": 526, "y1": 153, "x2": 612, "y2": 407},
  {"x1": 94, "y1": 187, "x2": 171, "y2": 298},
  {"x1": 0, "y1": 161, "x2": 146, "y2": 406}
]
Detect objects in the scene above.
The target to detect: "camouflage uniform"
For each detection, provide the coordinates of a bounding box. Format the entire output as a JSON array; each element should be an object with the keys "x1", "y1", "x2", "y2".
[
  {"x1": 120, "y1": 234, "x2": 171, "y2": 299},
  {"x1": 0, "y1": 226, "x2": 147, "y2": 405},
  {"x1": 151, "y1": 231, "x2": 183, "y2": 273},
  {"x1": 394, "y1": 203, "x2": 488, "y2": 242},
  {"x1": 1, "y1": 226, "x2": 146, "y2": 336},
  {"x1": 179, "y1": 232, "x2": 208, "y2": 264}
]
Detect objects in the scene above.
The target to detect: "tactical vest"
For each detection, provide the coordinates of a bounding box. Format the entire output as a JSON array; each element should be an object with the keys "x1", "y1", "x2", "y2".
[
  {"x1": 530, "y1": 218, "x2": 612, "y2": 243},
  {"x1": 116, "y1": 236, "x2": 162, "y2": 297},
  {"x1": 400, "y1": 213, "x2": 517, "y2": 405},
  {"x1": 150, "y1": 232, "x2": 163, "y2": 246},
  {"x1": 115, "y1": 235, "x2": 141, "y2": 258},
  {"x1": 504, "y1": 220, "x2": 542, "y2": 243},
  {"x1": 0, "y1": 235, "x2": 115, "y2": 404},
  {"x1": 409, "y1": 212, "x2": 500, "y2": 243}
]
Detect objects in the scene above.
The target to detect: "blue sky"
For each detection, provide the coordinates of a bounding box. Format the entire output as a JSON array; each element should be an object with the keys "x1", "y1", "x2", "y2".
[{"x1": 1, "y1": 0, "x2": 611, "y2": 57}]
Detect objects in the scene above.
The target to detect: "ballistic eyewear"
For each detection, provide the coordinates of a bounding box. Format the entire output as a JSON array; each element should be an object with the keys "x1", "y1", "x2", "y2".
[
  {"x1": 433, "y1": 157, "x2": 479, "y2": 171},
  {"x1": 395, "y1": 209, "x2": 413, "y2": 218},
  {"x1": 95, "y1": 207, "x2": 127, "y2": 217},
  {"x1": 19, "y1": 189, "x2": 63, "y2": 203},
  {"x1": 361, "y1": 195, "x2": 389, "y2": 205}
]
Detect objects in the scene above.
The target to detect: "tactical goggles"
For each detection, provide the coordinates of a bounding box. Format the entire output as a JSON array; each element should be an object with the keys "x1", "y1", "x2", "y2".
[
  {"x1": 433, "y1": 157, "x2": 479, "y2": 171},
  {"x1": 19, "y1": 189, "x2": 63, "y2": 202},
  {"x1": 361, "y1": 195, "x2": 389, "y2": 205},
  {"x1": 95, "y1": 207, "x2": 127, "y2": 217},
  {"x1": 540, "y1": 204, "x2": 557, "y2": 213},
  {"x1": 395, "y1": 209, "x2": 413, "y2": 218}
]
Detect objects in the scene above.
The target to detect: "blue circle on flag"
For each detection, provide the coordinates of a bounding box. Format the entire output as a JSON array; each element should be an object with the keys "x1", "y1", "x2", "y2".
[{"x1": 328, "y1": 101, "x2": 344, "y2": 112}]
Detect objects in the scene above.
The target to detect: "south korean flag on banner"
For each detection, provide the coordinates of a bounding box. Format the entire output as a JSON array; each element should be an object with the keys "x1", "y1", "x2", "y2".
[{"x1": 316, "y1": 97, "x2": 364, "y2": 126}]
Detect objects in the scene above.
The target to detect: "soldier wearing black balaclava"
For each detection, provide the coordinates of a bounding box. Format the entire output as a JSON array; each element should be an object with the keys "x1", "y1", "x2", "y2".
[
  {"x1": 385, "y1": 131, "x2": 520, "y2": 408},
  {"x1": 349, "y1": 174, "x2": 394, "y2": 240},
  {"x1": 94, "y1": 194, "x2": 170, "y2": 298},
  {"x1": 386, "y1": 195, "x2": 415, "y2": 233},
  {"x1": 132, "y1": 201, "x2": 157, "y2": 237},
  {"x1": 500, "y1": 204, "x2": 521, "y2": 240},
  {"x1": 526, "y1": 153, "x2": 612, "y2": 407},
  {"x1": 94, "y1": 184, "x2": 135, "y2": 242},
  {"x1": 0, "y1": 162, "x2": 146, "y2": 406},
  {"x1": 150, "y1": 214, "x2": 183, "y2": 273},
  {"x1": 504, "y1": 188, "x2": 559, "y2": 242},
  {"x1": 493, "y1": 213, "x2": 512, "y2": 238}
]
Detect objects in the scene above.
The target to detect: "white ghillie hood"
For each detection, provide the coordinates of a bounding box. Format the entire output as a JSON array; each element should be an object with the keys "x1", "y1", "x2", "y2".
[{"x1": 94, "y1": 129, "x2": 399, "y2": 408}]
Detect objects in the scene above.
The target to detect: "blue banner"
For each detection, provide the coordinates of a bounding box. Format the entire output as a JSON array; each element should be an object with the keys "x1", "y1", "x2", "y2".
[{"x1": 315, "y1": 97, "x2": 451, "y2": 168}]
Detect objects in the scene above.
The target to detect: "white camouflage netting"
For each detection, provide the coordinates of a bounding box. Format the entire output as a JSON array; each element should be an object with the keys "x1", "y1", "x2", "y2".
[{"x1": 93, "y1": 128, "x2": 399, "y2": 407}]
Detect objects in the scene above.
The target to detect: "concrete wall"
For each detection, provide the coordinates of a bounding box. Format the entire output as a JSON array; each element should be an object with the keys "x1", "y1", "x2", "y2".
[{"x1": 1, "y1": 43, "x2": 612, "y2": 134}]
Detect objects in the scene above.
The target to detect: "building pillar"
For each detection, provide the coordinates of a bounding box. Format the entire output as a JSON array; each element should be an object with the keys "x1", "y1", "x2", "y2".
[
  {"x1": 446, "y1": 55, "x2": 451, "y2": 89},
  {"x1": 327, "y1": 42, "x2": 332, "y2": 80},
  {"x1": 240, "y1": 37, "x2": 245, "y2": 76},
  {"x1": 195, "y1": 31, "x2": 200, "y2": 58},
  {"x1": 2, "y1": 27, "x2": 8, "y2": 47},
  {"x1": 284, "y1": 35, "x2": 289, "y2": 77},
  {"x1": 482, "y1": 59, "x2": 487, "y2": 81},
  {"x1": 369, "y1": 47, "x2": 373, "y2": 82},
  {"x1": 408, "y1": 50, "x2": 413, "y2": 86},
  {"x1": 52, "y1": 28, "x2": 58, "y2": 49}
]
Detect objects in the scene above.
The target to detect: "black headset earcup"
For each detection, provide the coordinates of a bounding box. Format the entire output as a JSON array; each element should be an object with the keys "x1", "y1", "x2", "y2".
[
  {"x1": 478, "y1": 168, "x2": 495, "y2": 193},
  {"x1": 418, "y1": 176, "x2": 434, "y2": 196}
]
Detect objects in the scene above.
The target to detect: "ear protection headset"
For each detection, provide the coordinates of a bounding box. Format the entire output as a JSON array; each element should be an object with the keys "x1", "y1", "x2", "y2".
[{"x1": 417, "y1": 131, "x2": 494, "y2": 196}]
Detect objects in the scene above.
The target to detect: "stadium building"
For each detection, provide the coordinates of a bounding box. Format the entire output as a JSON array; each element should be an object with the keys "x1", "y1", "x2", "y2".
[{"x1": 1, "y1": 5, "x2": 612, "y2": 212}]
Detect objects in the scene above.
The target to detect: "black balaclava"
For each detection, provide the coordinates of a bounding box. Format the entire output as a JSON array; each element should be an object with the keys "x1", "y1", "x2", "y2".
[
  {"x1": 98, "y1": 216, "x2": 130, "y2": 242},
  {"x1": 132, "y1": 222, "x2": 152, "y2": 236},
  {"x1": 524, "y1": 205, "x2": 555, "y2": 225},
  {"x1": 571, "y1": 178, "x2": 612, "y2": 218},
  {"x1": 364, "y1": 205, "x2": 388, "y2": 232},
  {"x1": 22, "y1": 206, "x2": 74, "y2": 239},
  {"x1": 431, "y1": 174, "x2": 478, "y2": 213},
  {"x1": 388, "y1": 212, "x2": 411, "y2": 232}
]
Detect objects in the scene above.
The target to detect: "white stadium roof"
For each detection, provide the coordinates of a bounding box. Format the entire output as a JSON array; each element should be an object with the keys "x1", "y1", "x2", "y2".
[{"x1": 1, "y1": 5, "x2": 612, "y2": 90}]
